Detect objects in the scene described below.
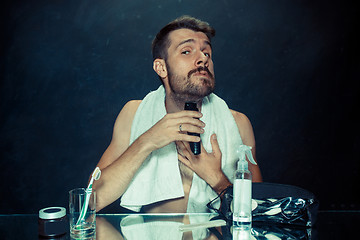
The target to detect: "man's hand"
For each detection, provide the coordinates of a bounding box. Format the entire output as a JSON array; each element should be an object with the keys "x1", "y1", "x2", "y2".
[
  {"x1": 140, "y1": 110, "x2": 205, "y2": 152},
  {"x1": 176, "y1": 133, "x2": 231, "y2": 194}
]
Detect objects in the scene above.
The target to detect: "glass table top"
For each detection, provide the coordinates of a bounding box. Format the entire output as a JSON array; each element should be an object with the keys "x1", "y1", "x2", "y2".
[{"x1": 0, "y1": 211, "x2": 359, "y2": 239}]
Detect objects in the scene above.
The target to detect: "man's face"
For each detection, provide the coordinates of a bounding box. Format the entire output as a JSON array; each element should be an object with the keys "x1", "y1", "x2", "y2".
[{"x1": 165, "y1": 28, "x2": 215, "y2": 102}]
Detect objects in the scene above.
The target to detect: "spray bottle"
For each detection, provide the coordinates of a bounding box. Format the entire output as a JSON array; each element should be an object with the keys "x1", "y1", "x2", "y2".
[{"x1": 233, "y1": 145, "x2": 257, "y2": 229}]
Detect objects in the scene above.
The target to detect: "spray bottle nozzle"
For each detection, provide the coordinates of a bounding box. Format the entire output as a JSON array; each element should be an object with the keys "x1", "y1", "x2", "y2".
[
  {"x1": 236, "y1": 145, "x2": 257, "y2": 170},
  {"x1": 237, "y1": 158, "x2": 248, "y2": 171}
]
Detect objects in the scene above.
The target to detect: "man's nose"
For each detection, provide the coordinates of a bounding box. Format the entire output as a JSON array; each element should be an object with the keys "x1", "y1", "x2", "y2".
[{"x1": 196, "y1": 52, "x2": 209, "y2": 67}]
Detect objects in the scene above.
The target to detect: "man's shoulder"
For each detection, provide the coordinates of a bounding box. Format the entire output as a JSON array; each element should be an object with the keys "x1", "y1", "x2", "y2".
[
  {"x1": 120, "y1": 100, "x2": 142, "y2": 115},
  {"x1": 229, "y1": 109, "x2": 255, "y2": 144},
  {"x1": 124, "y1": 100, "x2": 142, "y2": 109},
  {"x1": 112, "y1": 100, "x2": 142, "y2": 143},
  {"x1": 229, "y1": 109, "x2": 252, "y2": 130},
  {"x1": 230, "y1": 109, "x2": 250, "y2": 122},
  {"x1": 115, "y1": 100, "x2": 142, "y2": 126}
]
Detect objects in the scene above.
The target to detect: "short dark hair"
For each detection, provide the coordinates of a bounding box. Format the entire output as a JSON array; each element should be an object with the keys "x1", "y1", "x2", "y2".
[{"x1": 152, "y1": 15, "x2": 215, "y2": 61}]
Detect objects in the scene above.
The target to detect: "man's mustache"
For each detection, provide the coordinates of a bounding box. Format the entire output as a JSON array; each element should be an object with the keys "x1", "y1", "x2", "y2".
[{"x1": 187, "y1": 66, "x2": 214, "y2": 79}]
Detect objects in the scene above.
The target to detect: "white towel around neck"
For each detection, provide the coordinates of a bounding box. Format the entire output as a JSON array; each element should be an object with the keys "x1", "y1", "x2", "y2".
[{"x1": 120, "y1": 85, "x2": 243, "y2": 212}]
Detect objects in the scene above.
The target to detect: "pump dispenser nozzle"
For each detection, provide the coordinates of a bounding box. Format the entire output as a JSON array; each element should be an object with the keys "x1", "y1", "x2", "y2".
[
  {"x1": 237, "y1": 158, "x2": 248, "y2": 171},
  {"x1": 236, "y1": 145, "x2": 257, "y2": 170}
]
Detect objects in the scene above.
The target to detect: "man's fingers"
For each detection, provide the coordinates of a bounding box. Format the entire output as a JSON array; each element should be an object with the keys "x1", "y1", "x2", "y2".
[
  {"x1": 172, "y1": 110, "x2": 203, "y2": 119},
  {"x1": 166, "y1": 111, "x2": 205, "y2": 129},
  {"x1": 176, "y1": 141, "x2": 193, "y2": 167},
  {"x1": 176, "y1": 131, "x2": 201, "y2": 142},
  {"x1": 210, "y1": 133, "x2": 221, "y2": 158},
  {"x1": 177, "y1": 123, "x2": 205, "y2": 134},
  {"x1": 178, "y1": 153, "x2": 191, "y2": 168}
]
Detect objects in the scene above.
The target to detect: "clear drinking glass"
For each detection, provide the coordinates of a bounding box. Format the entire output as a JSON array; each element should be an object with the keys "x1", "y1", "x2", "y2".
[{"x1": 69, "y1": 188, "x2": 96, "y2": 239}]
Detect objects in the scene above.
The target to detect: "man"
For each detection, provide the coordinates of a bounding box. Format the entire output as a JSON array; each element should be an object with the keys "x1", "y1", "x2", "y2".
[{"x1": 93, "y1": 16, "x2": 262, "y2": 213}]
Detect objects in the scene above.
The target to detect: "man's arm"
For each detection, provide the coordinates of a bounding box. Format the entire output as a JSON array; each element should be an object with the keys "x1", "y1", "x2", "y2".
[
  {"x1": 93, "y1": 100, "x2": 205, "y2": 211},
  {"x1": 230, "y1": 110, "x2": 262, "y2": 182},
  {"x1": 93, "y1": 100, "x2": 143, "y2": 211}
]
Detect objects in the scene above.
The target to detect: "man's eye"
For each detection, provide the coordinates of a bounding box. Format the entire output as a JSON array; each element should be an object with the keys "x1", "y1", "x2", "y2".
[
  {"x1": 182, "y1": 50, "x2": 190, "y2": 55},
  {"x1": 204, "y1": 52, "x2": 211, "y2": 58}
]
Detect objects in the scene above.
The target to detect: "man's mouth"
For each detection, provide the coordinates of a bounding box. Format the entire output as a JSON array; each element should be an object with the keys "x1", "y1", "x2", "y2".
[
  {"x1": 194, "y1": 71, "x2": 208, "y2": 76},
  {"x1": 188, "y1": 67, "x2": 213, "y2": 79}
]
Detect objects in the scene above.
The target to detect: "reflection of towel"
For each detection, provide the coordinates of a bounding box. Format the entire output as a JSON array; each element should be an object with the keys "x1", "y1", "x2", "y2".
[
  {"x1": 120, "y1": 214, "x2": 214, "y2": 239},
  {"x1": 120, "y1": 85, "x2": 243, "y2": 212},
  {"x1": 120, "y1": 215, "x2": 183, "y2": 240}
]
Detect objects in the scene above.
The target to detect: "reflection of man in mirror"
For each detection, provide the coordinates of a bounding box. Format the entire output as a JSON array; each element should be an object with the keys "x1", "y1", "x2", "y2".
[{"x1": 93, "y1": 15, "x2": 262, "y2": 213}]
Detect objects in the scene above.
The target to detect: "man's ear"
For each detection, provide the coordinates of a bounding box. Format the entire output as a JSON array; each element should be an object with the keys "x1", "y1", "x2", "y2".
[{"x1": 153, "y1": 59, "x2": 167, "y2": 79}]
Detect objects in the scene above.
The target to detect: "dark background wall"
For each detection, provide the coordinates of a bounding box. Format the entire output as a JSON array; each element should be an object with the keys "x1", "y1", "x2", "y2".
[{"x1": 1, "y1": 0, "x2": 359, "y2": 214}]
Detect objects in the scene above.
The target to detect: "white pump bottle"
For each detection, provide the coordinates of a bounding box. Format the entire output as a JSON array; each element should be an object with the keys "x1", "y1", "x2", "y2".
[{"x1": 233, "y1": 145, "x2": 257, "y2": 229}]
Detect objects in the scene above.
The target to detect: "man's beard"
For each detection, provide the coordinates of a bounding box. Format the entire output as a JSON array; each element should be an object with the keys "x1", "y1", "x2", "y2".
[{"x1": 167, "y1": 64, "x2": 215, "y2": 102}]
